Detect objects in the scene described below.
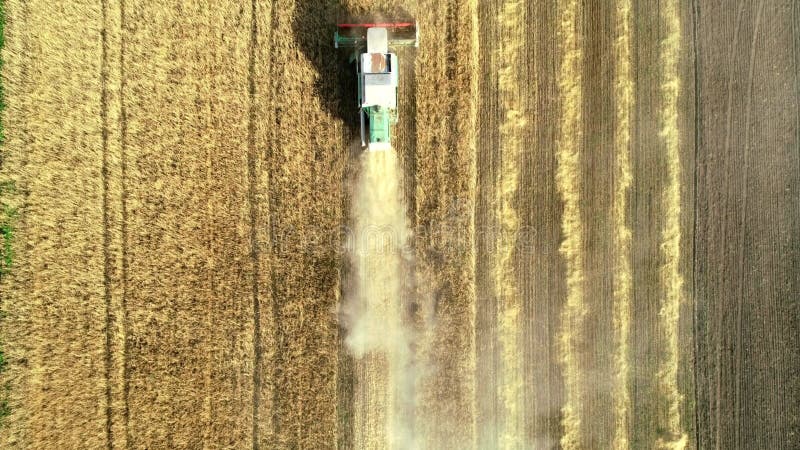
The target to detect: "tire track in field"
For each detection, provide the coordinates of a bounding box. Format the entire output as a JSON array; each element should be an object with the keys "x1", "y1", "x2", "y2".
[
  {"x1": 474, "y1": 0, "x2": 502, "y2": 447},
  {"x1": 100, "y1": 0, "x2": 114, "y2": 444},
  {"x1": 246, "y1": 1, "x2": 263, "y2": 448},
  {"x1": 468, "y1": 0, "x2": 480, "y2": 447},
  {"x1": 100, "y1": 1, "x2": 130, "y2": 448},
  {"x1": 260, "y1": 0, "x2": 281, "y2": 444},
  {"x1": 262, "y1": 1, "x2": 290, "y2": 444},
  {"x1": 611, "y1": 0, "x2": 633, "y2": 447},
  {"x1": 495, "y1": 0, "x2": 525, "y2": 447},
  {"x1": 118, "y1": 0, "x2": 131, "y2": 443},
  {"x1": 100, "y1": 0, "x2": 129, "y2": 447},
  {"x1": 251, "y1": 1, "x2": 278, "y2": 446},
  {"x1": 555, "y1": 1, "x2": 585, "y2": 448},
  {"x1": 690, "y1": 0, "x2": 701, "y2": 445},
  {"x1": 656, "y1": 0, "x2": 688, "y2": 447}
]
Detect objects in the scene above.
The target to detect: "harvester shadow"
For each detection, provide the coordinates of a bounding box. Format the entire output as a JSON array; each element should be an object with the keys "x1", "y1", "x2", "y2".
[{"x1": 291, "y1": 1, "x2": 356, "y2": 155}]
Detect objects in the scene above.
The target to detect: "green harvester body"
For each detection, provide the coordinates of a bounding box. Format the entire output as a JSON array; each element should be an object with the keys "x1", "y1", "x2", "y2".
[{"x1": 366, "y1": 107, "x2": 392, "y2": 146}]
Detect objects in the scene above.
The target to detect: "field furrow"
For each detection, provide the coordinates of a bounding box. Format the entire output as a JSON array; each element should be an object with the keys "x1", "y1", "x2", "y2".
[
  {"x1": 474, "y1": 0, "x2": 501, "y2": 446},
  {"x1": 494, "y1": 0, "x2": 525, "y2": 447},
  {"x1": 101, "y1": 0, "x2": 127, "y2": 447},
  {"x1": 517, "y1": 1, "x2": 567, "y2": 447},
  {"x1": 611, "y1": 0, "x2": 634, "y2": 447}
]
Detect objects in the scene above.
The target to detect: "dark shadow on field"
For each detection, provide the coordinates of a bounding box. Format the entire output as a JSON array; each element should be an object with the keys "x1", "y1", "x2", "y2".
[{"x1": 292, "y1": 2, "x2": 414, "y2": 159}]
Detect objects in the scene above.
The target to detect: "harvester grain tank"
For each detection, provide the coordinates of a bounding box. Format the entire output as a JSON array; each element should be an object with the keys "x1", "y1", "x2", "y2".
[{"x1": 335, "y1": 22, "x2": 418, "y2": 151}]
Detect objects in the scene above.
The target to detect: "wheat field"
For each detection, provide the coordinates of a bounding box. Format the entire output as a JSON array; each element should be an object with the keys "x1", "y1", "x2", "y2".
[{"x1": 0, "y1": 0, "x2": 797, "y2": 449}]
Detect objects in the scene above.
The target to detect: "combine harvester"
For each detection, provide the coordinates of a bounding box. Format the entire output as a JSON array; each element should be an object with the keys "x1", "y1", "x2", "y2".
[{"x1": 335, "y1": 21, "x2": 418, "y2": 151}]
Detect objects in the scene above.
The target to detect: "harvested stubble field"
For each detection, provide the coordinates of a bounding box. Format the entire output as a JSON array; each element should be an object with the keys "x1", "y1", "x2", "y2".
[{"x1": 0, "y1": 0, "x2": 797, "y2": 448}]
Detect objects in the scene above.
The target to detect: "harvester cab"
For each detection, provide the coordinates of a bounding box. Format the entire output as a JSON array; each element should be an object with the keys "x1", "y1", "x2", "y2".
[{"x1": 335, "y1": 22, "x2": 418, "y2": 151}]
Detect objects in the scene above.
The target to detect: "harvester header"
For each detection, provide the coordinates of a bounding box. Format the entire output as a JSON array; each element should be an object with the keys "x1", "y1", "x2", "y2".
[
  {"x1": 335, "y1": 21, "x2": 418, "y2": 151},
  {"x1": 334, "y1": 22, "x2": 419, "y2": 50}
]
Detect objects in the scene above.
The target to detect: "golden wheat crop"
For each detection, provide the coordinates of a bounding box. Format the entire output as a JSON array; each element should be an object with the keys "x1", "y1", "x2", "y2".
[
  {"x1": 0, "y1": 0, "x2": 720, "y2": 448},
  {"x1": 1, "y1": 1, "x2": 109, "y2": 447}
]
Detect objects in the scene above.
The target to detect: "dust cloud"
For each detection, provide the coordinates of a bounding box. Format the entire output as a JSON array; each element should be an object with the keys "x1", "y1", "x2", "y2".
[{"x1": 341, "y1": 148, "x2": 422, "y2": 450}]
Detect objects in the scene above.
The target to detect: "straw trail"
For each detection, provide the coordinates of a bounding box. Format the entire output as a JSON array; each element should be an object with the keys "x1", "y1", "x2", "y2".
[
  {"x1": 555, "y1": 1, "x2": 586, "y2": 448},
  {"x1": 656, "y1": 0, "x2": 688, "y2": 447}
]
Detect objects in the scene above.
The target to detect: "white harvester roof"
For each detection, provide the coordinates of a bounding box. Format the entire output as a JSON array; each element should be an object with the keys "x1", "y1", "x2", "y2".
[{"x1": 360, "y1": 28, "x2": 398, "y2": 109}]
